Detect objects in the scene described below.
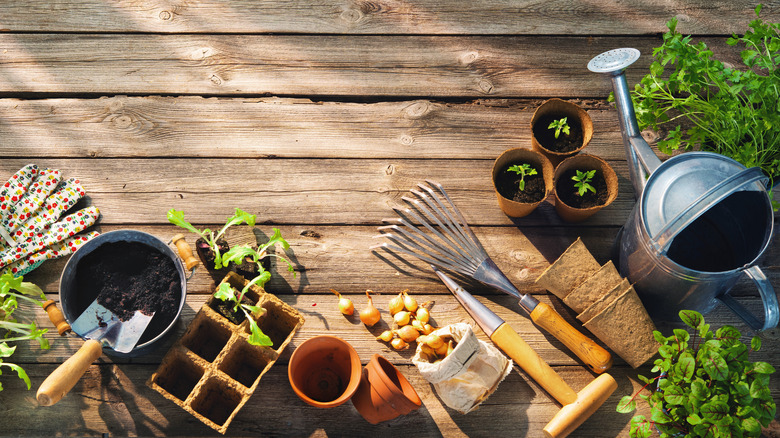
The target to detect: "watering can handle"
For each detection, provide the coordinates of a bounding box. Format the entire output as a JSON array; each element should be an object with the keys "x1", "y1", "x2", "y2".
[
  {"x1": 717, "y1": 266, "x2": 779, "y2": 331},
  {"x1": 651, "y1": 167, "x2": 769, "y2": 252}
]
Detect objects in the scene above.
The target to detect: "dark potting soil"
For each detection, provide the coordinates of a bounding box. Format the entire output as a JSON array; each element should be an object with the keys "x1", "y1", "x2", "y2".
[
  {"x1": 495, "y1": 163, "x2": 546, "y2": 203},
  {"x1": 74, "y1": 241, "x2": 181, "y2": 343},
  {"x1": 556, "y1": 168, "x2": 608, "y2": 209},
  {"x1": 210, "y1": 296, "x2": 249, "y2": 325},
  {"x1": 533, "y1": 114, "x2": 584, "y2": 153},
  {"x1": 196, "y1": 237, "x2": 230, "y2": 271}
]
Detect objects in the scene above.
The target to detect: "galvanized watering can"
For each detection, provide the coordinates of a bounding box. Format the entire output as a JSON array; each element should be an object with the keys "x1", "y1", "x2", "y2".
[{"x1": 588, "y1": 48, "x2": 778, "y2": 331}]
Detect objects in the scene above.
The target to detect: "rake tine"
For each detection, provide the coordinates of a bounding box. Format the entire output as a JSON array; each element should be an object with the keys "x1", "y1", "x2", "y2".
[
  {"x1": 376, "y1": 224, "x2": 475, "y2": 273},
  {"x1": 409, "y1": 188, "x2": 483, "y2": 258},
  {"x1": 422, "y1": 180, "x2": 489, "y2": 255},
  {"x1": 378, "y1": 231, "x2": 475, "y2": 274},
  {"x1": 370, "y1": 239, "x2": 472, "y2": 275},
  {"x1": 396, "y1": 201, "x2": 481, "y2": 271}
]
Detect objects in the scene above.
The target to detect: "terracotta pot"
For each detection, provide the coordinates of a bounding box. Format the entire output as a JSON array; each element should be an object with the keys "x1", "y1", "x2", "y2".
[
  {"x1": 287, "y1": 335, "x2": 362, "y2": 408},
  {"x1": 530, "y1": 98, "x2": 593, "y2": 166},
  {"x1": 553, "y1": 154, "x2": 618, "y2": 223},
  {"x1": 492, "y1": 148, "x2": 554, "y2": 217},
  {"x1": 351, "y1": 354, "x2": 422, "y2": 424}
]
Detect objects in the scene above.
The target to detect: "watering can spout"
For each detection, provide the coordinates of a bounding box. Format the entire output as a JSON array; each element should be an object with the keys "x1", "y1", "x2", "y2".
[{"x1": 588, "y1": 48, "x2": 662, "y2": 197}]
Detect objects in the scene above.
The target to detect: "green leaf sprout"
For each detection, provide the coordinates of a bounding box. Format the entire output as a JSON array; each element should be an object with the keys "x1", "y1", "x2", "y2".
[
  {"x1": 572, "y1": 169, "x2": 597, "y2": 197},
  {"x1": 167, "y1": 208, "x2": 256, "y2": 269},
  {"x1": 506, "y1": 163, "x2": 538, "y2": 192},
  {"x1": 548, "y1": 117, "x2": 570, "y2": 139}
]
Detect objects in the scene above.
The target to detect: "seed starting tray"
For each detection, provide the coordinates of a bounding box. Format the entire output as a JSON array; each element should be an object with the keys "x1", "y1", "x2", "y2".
[{"x1": 147, "y1": 272, "x2": 304, "y2": 434}]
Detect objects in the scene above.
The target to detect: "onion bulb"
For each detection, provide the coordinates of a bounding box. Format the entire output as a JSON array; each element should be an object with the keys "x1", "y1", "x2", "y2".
[
  {"x1": 435, "y1": 342, "x2": 449, "y2": 357},
  {"x1": 425, "y1": 333, "x2": 444, "y2": 350},
  {"x1": 416, "y1": 301, "x2": 433, "y2": 324},
  {"x1": 388, "y1": 292, "x2": 404, "y2": 315},
  {"x1": 411, "y1": 319, "x2": 425, "y2": 332},
  {"x1": 422, "y1": 324, "x2": 435, "y2": 335},
  {"x1": 330, "y1": 289, "x2": 354, "y2": 316},
  {"x1": 390, "y1": 338, "x2": 409, "y2": 350},
  {"x1": 395, "y1": 325, "x2": 420, "y2": 343},
  {"x1": 402, "y1": 290, "x2": 418, "y2": 313},
  {"x1": 377, "y1": 330, "x2": 394, "y2": 342},
  {"x1": 393, "y1": 310, "x2": 411, "y2": 326},
  {"x1": 360, "y1": 290, "x2": 381, "y2": 326}
]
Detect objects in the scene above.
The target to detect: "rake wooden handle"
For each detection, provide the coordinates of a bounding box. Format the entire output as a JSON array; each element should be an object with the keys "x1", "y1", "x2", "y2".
[
  {"x1": 37, "y1": 339, "x2": 102, "y2": 406},
  {"x1": 42, "y1": 300, "x2": 71, "y2": 336},
  {"x1": 172, "y1": 234, "x2": 199, "y2": 270},
  {"x1": 530, "y1": 302, "x2": 612, "y2": 374}
]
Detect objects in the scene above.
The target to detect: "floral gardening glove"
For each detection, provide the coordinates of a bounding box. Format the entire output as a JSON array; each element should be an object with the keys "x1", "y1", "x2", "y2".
[{"x1": 0, "y1": 164, "x2": 100, "y2": 276}]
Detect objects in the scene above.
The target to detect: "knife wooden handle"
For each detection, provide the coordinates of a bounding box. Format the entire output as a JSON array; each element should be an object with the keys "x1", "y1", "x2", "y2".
[
  {"x1": 172, "y1": 234, "x2": 199, "y2": 270},
  {"x1": 529, "y1": 302, "x2": 612, "y2": 374},
  {"x1": 42, "y1": 299, "x2": 71, "y2": 336},
  {"x1": 490, "y1": 323, "x2": 577, "y2": 406},
  {"x1": 37, "y1": 339, "x2": 102, "y2": 406}
]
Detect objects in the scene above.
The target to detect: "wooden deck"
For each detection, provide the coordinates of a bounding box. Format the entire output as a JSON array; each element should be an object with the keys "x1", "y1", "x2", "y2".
[{"x1": 1, "y1": 1, "x2": 778, "y2": 436}]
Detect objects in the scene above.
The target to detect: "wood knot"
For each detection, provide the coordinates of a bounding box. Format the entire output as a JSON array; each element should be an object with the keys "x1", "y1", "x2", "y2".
[
  {"x1": 675, "y1": 13, "x2": 691, "y2": 23},
  {"x1": 404, "y1": 101, "x2": 432, "y2": 119},
  {"x1": 300, "y1": 230, "x2": 321, "y2": 239},
  {"x1": 459, "y1": 51, "x2": 479, "y2": 65},
  {"x1": 385, "y1": 164, "x2": 395, "y2": 175},
  {"x1": 210, "y1": 74, "x2": 223, "y2": 85},
  {"x1": 159, "y1": 10, "x2": 173, "y2": 21},
  {"x1": 340, "y1": 8, "x2": 363, "y2": 23},
  {"x1": 478, "y1": 79, "x2": 495, "y2": 94},
  {"x1": 399, "y1": 135, "x2": 414, "y2": 146}
]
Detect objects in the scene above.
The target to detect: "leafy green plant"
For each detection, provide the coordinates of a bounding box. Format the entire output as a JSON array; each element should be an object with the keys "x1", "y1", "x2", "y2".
[
  {"x1": 0, "y1": 273, "x2": 50, "y2": 391},
  {"x1": 167, "y1": 208, "x2": 256, "y2": 269},
  {"x1": 630, "y1": 5, "x2": 780, "y2": 189},
  {"x1": 548, "y1": 117, "x2": 570, "y2": 139},
  {"x1": 572, "y1": 169, "x2": 597, "y2": 196},
  {"x1": 214, "y1": 279, "x2": 272, "y2": 347},
  {"x1": 222, "y1": 228, "x2": 296, "y2": 277},
  {"x1": 506, "y1": 163, "x2": 538, "y2": 191},
  {"x1": 617, "y1": 310, "x2": 775, "y2": 438}
]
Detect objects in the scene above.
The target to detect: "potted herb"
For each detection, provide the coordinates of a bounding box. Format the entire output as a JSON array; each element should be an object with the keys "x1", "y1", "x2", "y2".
[
  {"x1": 553, "y1": 154, "x2": 618, "y2": 222},
  {"x1": 221, "y1": 228, "x2": 295, "y2": 281},
  {"x1": 630, "y1": 6, "x2": 780, "y2": 190},
  {"x1": 167, "y1": 208, "x2": 256, "y2": 272},
  {"x1": 617, "y1": 310, "x2": 776, "y2": 438},
  {"x1": 0, "y1": 273, "x2": 49, "y2": 392},
  {"x1": 531, "y1": 98, "x2": 593, "y2": 166},
  {"x1": 492, "y1": 148, "x2": 554, "y2": 217}
]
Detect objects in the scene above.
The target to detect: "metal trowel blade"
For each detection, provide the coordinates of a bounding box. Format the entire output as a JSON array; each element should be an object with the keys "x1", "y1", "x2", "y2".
[{"x1": 71, "y1": 300, "x2": 154, "y2": 354}]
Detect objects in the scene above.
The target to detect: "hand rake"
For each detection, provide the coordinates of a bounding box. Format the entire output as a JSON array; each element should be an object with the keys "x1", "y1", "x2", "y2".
[{"x1": 372, "y1": 180, "x2": 612, "y2": 373}]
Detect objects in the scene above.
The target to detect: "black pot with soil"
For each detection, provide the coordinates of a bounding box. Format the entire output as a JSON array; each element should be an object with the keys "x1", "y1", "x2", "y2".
[
  {"x1": 492, "y1": 148, "x2": 554, "y2": 217},
  {"x1": 531, "y1": 98, "x2": 593, "y2": 166}
]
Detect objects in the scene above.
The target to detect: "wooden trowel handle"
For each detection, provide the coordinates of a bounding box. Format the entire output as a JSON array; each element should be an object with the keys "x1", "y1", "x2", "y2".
[
  {"x1": 172, "y1": 234, "x2": 199, "y2": 270},
  {"x1": 42, "y1": 300, "x2": 71, "y2": 336},
  {"x1": 37, "y1": 339, "x2": 102, "y2": 406},
  {"x1": 530, "y1": 302, "x2": 613, "y2": 374}
]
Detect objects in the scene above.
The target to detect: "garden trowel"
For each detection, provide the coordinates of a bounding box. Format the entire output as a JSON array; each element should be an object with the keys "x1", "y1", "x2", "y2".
[{"x1": 36, "y1": 300, "x2": 153, "y2": 406}]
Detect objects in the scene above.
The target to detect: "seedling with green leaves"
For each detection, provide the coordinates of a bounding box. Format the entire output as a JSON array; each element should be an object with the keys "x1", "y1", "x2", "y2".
[
  {"x1": 221, "y1": 228, "x2": 296, "y2": 277},
  {"x1": 167, "y1": 208, "x2": 256, "y2": 269},
  {"x1": 617, "y1": 310, "x2": 775, "y2": 438},
  {"x1": 572, "y1": 169, "x2": 597, "y2": 196},
  {"x1": 214, "y1": 278, "x2": 273, "y2": 347},
  {"x1": 506, "y1": 163, "x2": 538, "y2": 191},
  {"x1": 548, "y1": 117, "x2": 570, "y2": 139},
  {"x1": 0, "y1": 273, "x2": 50, "y2": 392}
]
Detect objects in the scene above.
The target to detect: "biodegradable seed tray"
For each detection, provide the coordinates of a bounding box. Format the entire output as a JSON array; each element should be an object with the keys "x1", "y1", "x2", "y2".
[{"x1": 147, "y1": 272, "x2": 304, "y2": 434}]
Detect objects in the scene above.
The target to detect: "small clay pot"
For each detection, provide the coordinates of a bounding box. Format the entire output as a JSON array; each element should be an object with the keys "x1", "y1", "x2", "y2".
[
  {"x1": 492, "y1": 148, "x2": 554, "y2": 217},
  {"x1": 351, "y1": 354, "x2": 422, "y2": 424},
  {"x1": 531, "y1": 98, "x2": 593, "y2": 166},
  {"x1": 287, "y1": 335, "x2": 362, "y2": 408},
  {"x1": 553, "y1": 154, "x2": 618, "y2": 223}
]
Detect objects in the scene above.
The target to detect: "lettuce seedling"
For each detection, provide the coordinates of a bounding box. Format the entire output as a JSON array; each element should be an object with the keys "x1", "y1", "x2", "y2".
[
  {"x1": 222, "y1": 228, "x2": 296, "y2": 278},
  {"x1": 214, "y1": 279, "x2": 272, "y2": 347},
  {"x1": 167, "y1": 208, "x2": 256, "y2": 269},
  {"x1": 0, "y1": 273, "x2": 50, "y2": 391}
]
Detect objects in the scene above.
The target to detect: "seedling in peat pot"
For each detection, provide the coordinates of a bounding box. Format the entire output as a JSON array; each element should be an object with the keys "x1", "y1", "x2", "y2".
[
  {"x1": 506, "y1": 163, "x2": 538, "y2": 192},
  {"x1": 548, "y1": 117, "x2": 570, "y2": 139},
  {"x1": 214, "y1": 278, "x2": 272, "y2": 347},
  {"x1": 221, "y1": 228, "x2": 296, "y2": 278},
  {"x1": 572, "y1": 169, "x2": 597, "y2": 197},
  {"x1": 167, "y1": 208, "x2": 256, "y2": 269}
]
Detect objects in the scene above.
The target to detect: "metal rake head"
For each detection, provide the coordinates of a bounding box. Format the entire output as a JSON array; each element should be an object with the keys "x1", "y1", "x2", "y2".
[{"x1": 371, "y1": 180, "x2": 490, "y2": 277}]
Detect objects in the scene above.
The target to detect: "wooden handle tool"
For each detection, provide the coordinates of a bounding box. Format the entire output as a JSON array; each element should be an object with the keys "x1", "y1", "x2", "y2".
[
  {"x1": 42, "y1": 299, "x2": 71, "y2": 336},
  {"x1": 36, "y1": 339, "x2": 103, "y2": 406},
  {"x1": 172, "y1": 233, "x2": 199, "y2": 271}
]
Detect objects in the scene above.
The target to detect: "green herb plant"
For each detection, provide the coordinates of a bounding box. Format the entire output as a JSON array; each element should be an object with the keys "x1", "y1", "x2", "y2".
[
  {"x1": 572, "y1": 169, "x2": 597, "y2": 196},
  {"x1": 214, "y1": 279, "x2": 272, "y2": 347},
  {"x1": 630, "y1": 5, "x2": 780, "y2": 191},
  {"x1": 617, "y1": 310, "x2": 776, "y2": 438},
  {"x1": 167, "y1": 208, "x2": 256, "y2": 269},
  {"x1": 548, "y1": 117, "x2": 571, "y2": 139},
  {"x1": 0, "y1": 273, "x2": 50, "y2": 392},
  {"x1": 506, "y1": 163, "x2": 538, "y2": 191}
]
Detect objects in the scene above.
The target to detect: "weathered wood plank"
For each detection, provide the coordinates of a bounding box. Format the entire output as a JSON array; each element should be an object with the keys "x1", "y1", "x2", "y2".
[
  {"x1": 0, "y1": 97, "x2": 630, "y2": 159},
  {"x1": 0, "y1": 0, "x2": 774, "y2": 35},
  {"x1": 0, "y1": 34, "x2": 669, "y2": 97}
]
